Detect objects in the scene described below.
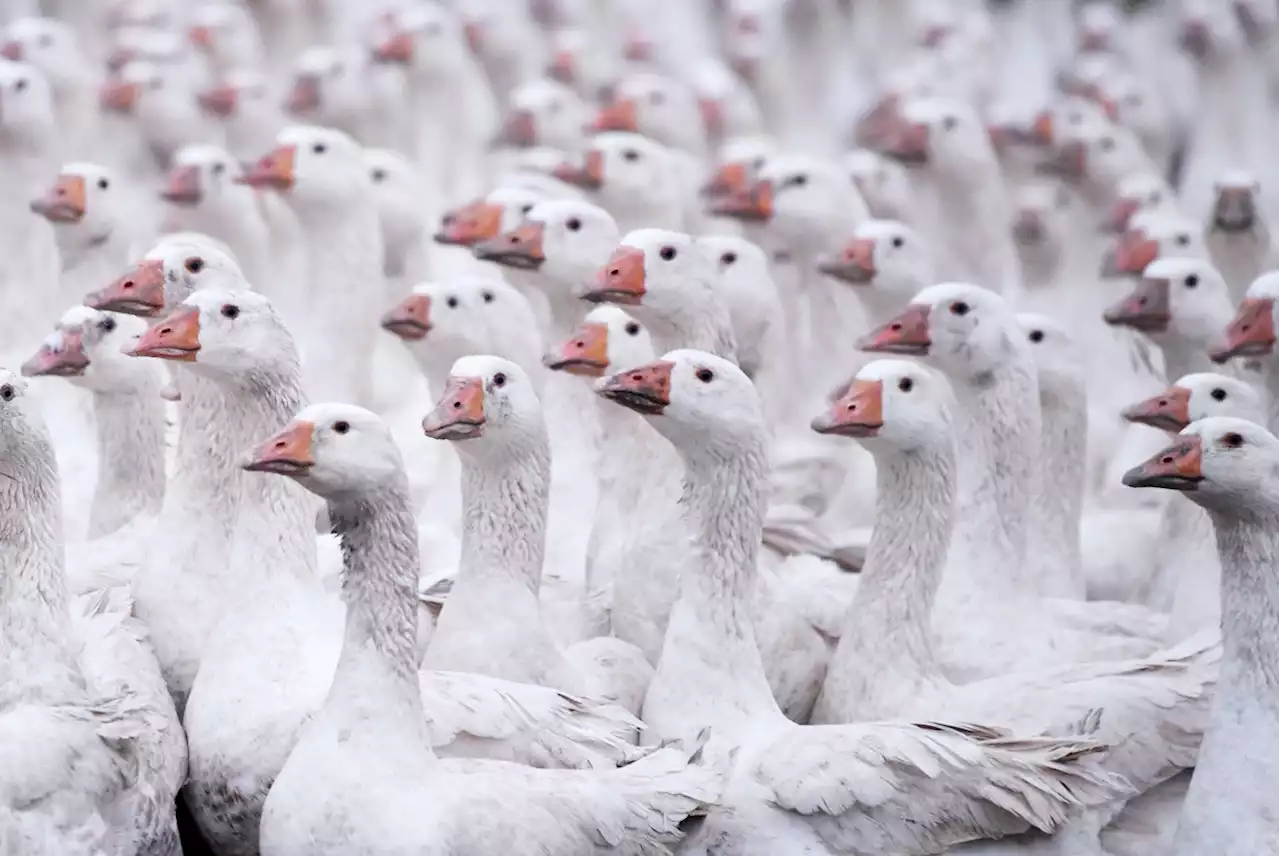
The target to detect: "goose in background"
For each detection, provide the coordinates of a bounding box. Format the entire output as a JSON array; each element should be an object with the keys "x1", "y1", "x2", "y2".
[
  {"x1": 1202, "y1": 171, "x2": 1276, "y2": 299},
  {"x1": 1211, "y1": 270, "x2": 1280, "y2": 432}
]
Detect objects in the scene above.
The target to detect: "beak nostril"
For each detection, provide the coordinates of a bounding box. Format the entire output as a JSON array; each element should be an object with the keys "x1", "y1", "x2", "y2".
[
  {"x1": 274, "y1": 439, "x2": 287, "y2": 449},
  {"x1": 452, "y1": 400, "x2": 462, "y2": 409},
  {"x1": 159, "y1": 326, "x2": 172, "y2": 335},
  {"x1": 890, "y1": 322, "x2": 903, "y2": 331},
  {"x1": 610, "y1": 269, "x2": 621, "y2": 276},
  {"x1": 122, "y1": 280, "x2": 135, "y2": 289},
  {"x1": 1161, "y1": 455, "x2": 1174, "y2": 464},
  {"x1": 575, "y1": 340, "x2": 584, "y2": 347}
]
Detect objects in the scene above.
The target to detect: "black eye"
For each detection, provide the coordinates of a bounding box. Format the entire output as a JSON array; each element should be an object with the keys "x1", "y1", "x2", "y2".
[
  {"x1": 1100, "y1": 137, "x2": 1115, "y2": 151},
  {"x1": 0, "y1": 384, "x2": 13, "y2": 401},
  {"x1": 492, "y1": 372, "x2": 506, "y2": 387},
  {"x1": 211, "y1": 163, "x2": 225, "y2": 177},
  {"x1": 1184, "y1": 274, "x2": 1199, "y2": 288},
  {"x1": 659, "y1": 246, "x2": 677, "y2": 261},
  {"x1": 891, "y1": 236, "x2": 904, "y2": 248},
  {"x1": 624, "y1": 322, "x2": 640, "y2": 335},
  {"x1": 312, "y1": 143, "x2": 326, "y2": 155},
  {"x1": 950, "y1": 301, "x2": 970, "y2": 316},
  {"x1": 220, "y1": 304, "x2": 239, "y2": 319},
  {"x1": 649, "y1": 90, "x2": 664, "y2": 105},
  {"x1": 1028, "y1": 329, "x2": 1044, "y2": 343},
  {"x1": 371, "y1": 168, "x2": 386, "y2": 183},
  {"x1": 333, "y1": 420, "x2": 350, "y2": 434},
  {"x1": 99, "y1": 316, "x2": 117, "y2": 332},
  {"x1": 942, "y1": 116, "x2": 957, "y2": 131},
  {"x1": 98, "y1": 178, "x2": 110, "y2": 190},
  {"x1": 720, "y1": 252, "x2": 737, "y2": 265},
  {"x1": 482, "y1": 291, "x2": 494, "y2": 303},
  {"x1": 1210, "y1": 387, "x2": 1227, "y2": 401},
  {"x1": 520, "y1": 203, "x2": 533, "y2": 214},
  {"x1": 622, "y1": 149, "x2": 640, "y2": 162},
  {"x1": 1175, "y1": 234, "x2": 1190, "y2": 247},
  {"x1": 787, "y1": 174, "x2": 808, "y2": 188},
  {"x1": 14, "y1": 78, "x2": 26, "y2": 92},
  {"x1": 566, "y1": 217, "x2": 581, "y2": 231},
  {"x1": 695, "y1": 368, "x2": 714, "y2": 383},
  {"x1": 446, "y1": 296, "x2": 458, "y2": 308},
  {"x1": 1222, "y1": 432, "x2": 1243, "y2": 448},
  {"x1": 185, "y1": 257, "x2": 205, "y2": 273},
  {"x1": 37, "y1": 35, "x2": 52, "y2": 48},
  {"x1": 898, "y1": 377, "x2": 914, "y2": 392}
]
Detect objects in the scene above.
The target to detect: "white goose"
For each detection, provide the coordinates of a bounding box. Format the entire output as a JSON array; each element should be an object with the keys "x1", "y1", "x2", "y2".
[
  {"x1": 554, "y1": 131, "x2": 692, "y2": 233},
  {"x1": 1202, "y1": 171, "x2": 1276, "y2": 300},
  {"x1": 1210, "y1": 271, "x2": 1279, "y2": 432}
]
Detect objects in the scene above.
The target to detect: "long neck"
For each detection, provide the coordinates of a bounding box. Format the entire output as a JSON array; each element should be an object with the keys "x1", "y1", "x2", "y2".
[
  {"x1": 594, "y1": 398, "x2": 676, "y2": 503},
  {"x1": 649, "y1": 293, "x2": 739, "y2": 362},
  {"x1": 1156, "y1": 323, "x2": 1231, "y2": 383},
  {"x1": 456, "y1": 432, "x2": 550, "y2": 594},
  {"x1": 1206, "y1": 499, "x2": 1280, "y2": 703},
  {"x1": 323, "y1": 477, "x2": 428, "y2": 732},
  {"x1": 1027, "y1": 381, "x2": 1087, "y2": 597},
  {"x1": 88, "y1": 382, "x2": 167, "y2": 539}
]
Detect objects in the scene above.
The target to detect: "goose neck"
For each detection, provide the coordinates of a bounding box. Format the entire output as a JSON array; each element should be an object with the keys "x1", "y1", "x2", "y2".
[
  {"x1": 1207, "y1": 502, "x2": 1280, "y2": 701},
  {"x1": 1027, "y1": 381, "x2": 1087, "y2": 596},
  {"x1": 88, "y1": 384, "x2": 167, "y2": 539},
  {"x1": 644, "y1": 292, "x2": 739, "y2": 363}
]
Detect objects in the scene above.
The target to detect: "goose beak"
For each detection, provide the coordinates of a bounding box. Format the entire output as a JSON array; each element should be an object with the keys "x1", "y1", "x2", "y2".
[
  {"x1": 244, "y1": 420, "x2": 316, "y2": 475},
  {"x1": 553, "y1": 150, "x2": 604, "y2": 189},
  {"x1": 595, "y1": 360, "x2": 673, "y2": 414},
  {"x1": 373, "y1": 32, "x2": 415, "y2": 64},
  {"x1": 189, "y1": 24, "x2": 215, "y2": 49},
  {"x1": 237, "y1": 145, "x2": 296, "y2": 190},
  {"x1": 547, "y1": 48, "x2": 575, "y2": 84},
  {"x1": 818, "y1": 238, "x2": 877, "y2": 285},
  {"x1": 1104, "y1": 229, "x2": 1158, "y2": 276},
  {"x1": 30, "y1": 174, "x2": 87, "y2": 224},
  {"x1": 1108, "y1": 197, "x2": 1140, "y2": 233},
  {"x1": 129, "y1": 306, "x2": 201, "y2": 361},
  {"x1": 545, "y1": 322, "x2": 610, "y2": 376},
  {"x1": 161, "y1": 164, "x2": 203, "y2": 206},
  {"x1": 592, "y1": 97, "x2": 638, "y2": 133},
  {"x1": 812, "y1": 379, "x2": 884, "y2": 437},
  {"x1": 434, "y1": 201, "x2": 503, "y2": 246},
  {"x1": 709, "y1": 178, "x2": 773, "y2": 222},
  {"x1": 1, "y1": 41, "x2": 23, "y2": 61},
  {"x1": 285, "y1": 74, "x2": 321, "y2": 115},
  {"x1": 381, "y1": 294, "x2": 433, "y2": 341},
  {"x1": 1122, "y1": 436, "x2": 1204, "y2": 490},
  {"x1": 99, "y1": 79, "x2": 139, "y2": 113},
  {"x1": 1104, "y1": 276, "x2": 1170, "y2": 332},
  {"x1": 86, "y1": 259, "x2": 168, "y2": 316},
  {"x1": 473, "y1": 222, "x2": 546, "y2": 270},
  {"x1": 1122, "y1": 385, "x2": 1192, "y2": 432},
  {"x1": 198, "y1": 84, "x2": 238, "y2": 117},
  {"x1": 1030, "y1": 110, "x2": 1055, "y2": 146},
  {"x1": 1212, "y1": 185, "x2": 1257, "y2": 232},
  {"x1": 858, "y1": 303, "x2": 932, "y2": 355},
  {"x1": 423, "y1": 376, "x2": 486, "y2": 440},
  {"x1": 495, "y1": 109, "x2": 537, "y2": 148},
  {"x1": 698, "y1": 96, "x2": 724, "y2": 139},
  {"x1": 1210, "y1": 297, "x2": 1276, "y2": 363},
  {"x1": 701, "y1": 161, "x2": 750, "y2": 199},
  {"x1": 881, "y1": 121, "x2": 930, "y2": 165},
  {"x1": 853, "y1": 94, "x2": 901, "y2": 148},
  {"x1": 21, "y1": 331, "x2": 90, "y2": 378},
  {"x1": 580, "y1": 246, "x2": 645, "y2": 304}
]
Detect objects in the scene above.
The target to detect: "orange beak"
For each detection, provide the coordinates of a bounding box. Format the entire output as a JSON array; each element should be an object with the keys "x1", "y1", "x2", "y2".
[
  {"x1": 422, "y1": 376, "x2": 486, "y2": 440},
  {"x1": 595, "y1": 360, "x2": 674, "y2": 414},
  {"x1": 495, "y1": 109, "x2": 537, "y2": 147},
  {"x1": 161, "y1": 164, "x2": 203, "y2": 205},
  {"x1": 373, "y1": 32, "x2": 414, "y2": 64},
  {"x1": 237, "y1": 145, "x2": 296, "y2": 191},
  {"x1": 553, "y1": 149, "x2": 604, "y2": 189},
  {"x1": 1103, "y1": 276, "x2": 1171, "y2": 332},
  {"x1": 1108, "y1": 197, "x2": 1140, "y2": 233},
  {"x1": 473, "y1": 222, "x2": 546, "y2": 270},
  {"x1": 582, "y1": 246, "x2": 646, "y2": 305},
  {"x1": 1212, "y1": 185, "x2": 1258, "y2": 231},
  {"x1": 811, "y1": 379, "x2": 884, "y2": 437},
  {"x1": 547, "y1": 48, "x2": 576, "y2": 83},
  {"x1": 882, "y1": 121, "x2": 930, "y2": 164},
  {"x1": 698, "y1": 96, "x2": 724, "y2": 139},
  {"x1": 544, "y1": 322, "x2": 610, "y2": 376},
  {"x1": 198, "y1": 84, "x2": 238, "y2": 117},
  {"x1": 857, "y1": 303, "x2": 932, "y2": 355},
  {"x1": 853, "y1": 94, "x2": 900, "y2": 148},
  {"x1": 434, "y1": 200, "x2": 504, "y2": 246},
  {"x1": 1105, "y1": 229, "x2": 1160, "y2": 276},
  {"x1": 592, "y1": 97, "x2": 638, "y2": 133},
  {"x1": 1210, "y1": 297, "x2": 1276, "y2": 363},
  {"x1": 464, "y1": 20, "x2": 484, "y2": 53},
  {"x1": 100, "y1": 79, "x2": 139, "y2": 113},
  {"x1": 285, "y1": 74, "x2": 320, "y2": 114},
  {"x1": 0, "y1": 41, "x2": 22, "y2": 61},
  {"x1": 129, "y1": 306, "x2": 201, "y2": 361},
  {"x1": 243, "y1": 420, "x2": 316, "y2": 475},
  {"x1": 189, "y1": 24, "x2": 215, "y2": 49},
  {"x1": 818, "y1": 238, "x2": 877, "y2": 285},
  {"x1": 85, "y1": 259, "x2": 168, "y2": 316},
  {"x1": 30, "y1": 175, "x2": 87, "y2": 223},
  {"x1": 21, "y1": 330, "x2": 90, "y2": 378},
  {"x1": 700, "y1": 161, "x2": 750, "y2": 199},
  {"x1": 1122, "y1": 435, "x2": 1204, "y2": 490},
  {"x1": 381, "y1": 294, "x2": 433, "y2": 340},
  {"x1": 1122, "y1": 385, "x2": 1192, "y2": 433},
  {"x1": 1030, "y1": 111, "x2": 1054, "y2": 146},
  {"x1": 709, "y1": 178, "x2": 773, "y2": 222}
]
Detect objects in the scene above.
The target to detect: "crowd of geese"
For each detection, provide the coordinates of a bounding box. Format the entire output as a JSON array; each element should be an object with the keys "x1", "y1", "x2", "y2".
[{"x1": 0, "y1": 0, "x2": 1276, "y2": 854}]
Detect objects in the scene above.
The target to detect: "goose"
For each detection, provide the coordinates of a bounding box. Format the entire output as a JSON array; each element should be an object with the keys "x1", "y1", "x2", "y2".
[
  {"x1": 1104, "y1": 210, "x2": 1208, "y2": 279},
  {"x1": 594, "y1": 349, "x2": 1127, "y2": 853},
  {"x1": 1009, "y1": 180, "x2": 1074, "y2": 299},
  {"x1": 187, "y1": 0, "x2": 265, "y2": 77},
  {"x1": 196, "y1": 67, "x2": 286, "y2": 164},
  {"x1": 364, "y1": 147, "x2": 429, "y2": 284},
  {"x1": 239, "y1": 124, "x2": 383, "y2": 407},
  {"x1": 1123, "y1": 417, "x2": 1279, "y2": 856},
  {"x1": 1108, "y1": 170, "x2": 1179, "y2": 235},
  {"x1": 695, "y1": 233, "x2": 783, "y2": 385},
  {"x1": 1202, "y1": 171, "x2": 1277, "y2": 300},
  {"x1": 860, "y1": 283, "x2": 1163, "y2": 678},
  {"x1": 100, "y1": 58, "x2": 223, "y2": 172},
  {"x1": 0, "y1": 368, "x2": 185, "y2": 856},
  {"x1": 285, "y1": 44, "x2": 408, "y2": 152},
  {"x1": 244, "y1": 402, "x2": 728, "y2": 856},
  {"x1": 1123, "y1": 372, "x2": 1267, "y2": 637},
  {"x1": 592, "y1": 70, "x2": 709, "y2": 158},
  {"x1": 495, "y1": 77, "x2": 589, "y2": 154},
  {"x1": 553, "y1": 131, "x2": 691, "y2": 232},
  {"x1": 687, "y1": 57, "x2": 765, "y2": 146},
  {"x1": 843, "y1": 148, "x2": 917, "y2": 223},
  {"x1": 0, "y1": 16, "x2": 101, "y2": 162},
  {"x1": 819, "y1": 218, "x2": 935, "y2": 330},
  {"x1": 1210, "y1": 271, "x2": 1280, "y2": 432},
  {"x1": 544, "y1": 23, "x2": 620, "y2": 103}
]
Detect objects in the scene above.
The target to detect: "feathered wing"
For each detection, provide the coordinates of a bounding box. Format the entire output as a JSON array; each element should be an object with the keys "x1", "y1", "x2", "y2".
[{"x1": 752, "y1": 721, "x2": 1131, "y2": 854}]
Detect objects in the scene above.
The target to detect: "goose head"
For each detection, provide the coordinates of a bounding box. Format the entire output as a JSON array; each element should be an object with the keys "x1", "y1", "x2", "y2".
[
  {"x1": 1210, "y1": 272, "x2": 1279, "y2": 363},
  {"x1": 22, "y1": 307, "x2": 153, "y2": 393},
  {"x1": 436, "y1": 185, "x2": 544, "y2": 248},
  {"x1": 718, "y1": 0, "x2": 782, "y2": 83},
  {"x1": 372, "y1": 2, "x2": 471, "y2": 81},
  {"x1": 1124, "y1": 372, "x2": 1265, "y2": 434},
  {"x1": 422, "y1": 355, "x2": 543, "y2": 451},
  {"x1": 1, "y1": 18, "x2": 86, "y2": 94},
  {"x1": 100, "y1": 59, "x2": 198, "y2": 141},
  {"x1": 688, "y1": 58, "x2": 763, "y2": 142},
  {"x1": 86, "y1": 236, "x2": 245, "y2": 317},
  {"x1": 1209, "y1": 171, "x2": 1263, "y2": 234},
  {"x1": 544, "y1": 25, "x2": 615, "y2": 98},
  {"x1": 544, "y1": 306, "x2": 654, "y2": 378},
  {"x1": 1017, "y1": 313, "x2": 1084, "y2": 399},
  {"x1": 1075, "y1": 0, "x2": 1124, "y2": 55},
  {"x1": 698, "y1": 234, "x2": 776, "y2": 373},
  {"x1": 876, "y1": 96, "x2": 995, "y2": 175},
  {"x1": 189, "y1": 1, "x2": 264, "y2": 71},
  {"x1": 1049, "y1": 116, "x2": 1149, "y2": 195},
  {"x1": 1108, "y1": 171, "x2": 1176, "y2": 234},
  {"x1": 0, "y1": 59, "x2": 53, "y2": 144},
  {"x1": 30, "y1": 162, "x2": 121, "y2": 248},
  {"x1": 240, "y1": 125, "x2": 367, "y2": 210},
  {"x1": 162, "y1": 143, "x2": 249, "y2": 211},
  {"x1": 1178, "y1": 0, "x2": 1248, "y2": 67},
  {"x1": 1123, "y1": 417, "x2": 1278, "y2": 519},
  {"x1": 382, "y1": 277, "x2": 537, "y2": 365},
  {"x1": 554, "y1": 132, "x2": 682, "y2": 221},
  {"x1": 364, "y1": 147, "x2": 425, "y2": 274},
  {"x1": 860, "y1": 282, "x2": 1022, "y2": 381},
  {"x1": 128, "y1": 287, "x2": 295, "y2": 380},
  {"x1": 245, "y1": 402, "x2": 402, "y2": 497},
  {"x1": 700, "y1": 134, "x2": 774, "y2": 201},
  {"x1": 104, "y1": 24, "x2": 184, "y2": 75},
  {"x1": 198, "y1": 66, "x2": 274, "y2": 123},
  {"x1": 1103, "y1": 211, "x2": 1205, "y2": 278},
  {"x1": 592, "y1": 71, "x2": 705, "y2": 152},
  {"x1": 812, "y1": 358, "x2": 953, "y2": 453},
  {"x1": 497, "y1": 78, "x2": 587, "y2": 151},
  {"x1": 476, "y1": 198, "x2": 620, "y2": 292},
  {"x1": 820, "y1": 219, "x2": 934, "y2": 298},
  {"x1": 580, "y1": 228, "x2": 718, "y2": 321},
  {"x1": 0, "y1": 370, "x2": 53, "y2": 467},
  {"x1": 595, "y1": 349, "x2": 762, "y2": 452},
  {"x1": 1104, "y1": 256, "x2": 1234, "y2": 347},
  {"x1": 287, "y1": 45, "x2": 372, "y2": 126},
  {"x1": 1011, "y1": 182, "x2": 1073, "y2": 263}
]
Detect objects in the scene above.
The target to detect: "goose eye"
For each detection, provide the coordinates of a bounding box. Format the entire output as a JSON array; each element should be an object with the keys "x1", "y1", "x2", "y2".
[
  {"x1": 942, "y1": 116, "x2": 957, "y2": 131},
  {"x1": 37, "y1": 35, "x2": 52, "y2": 48},
  {"x1": 0, "y1": 384, "x2": 14, "y2": 401},
  {"x1": 950, "y1": 301, "x2": 970, "y2": 316},
  {"x1": 312, "y1": 142, "x2": 327, "y2": 155},
  {"x1": 220, "y1": 304, "x2": 240, "y2": 319},
  {"x1": 492, "y1": 372, "x2": 507, "y2": 387},
  {"x1": 1175, "y1": 234, "x2": 1190, "y2": 247},
  {"x1": 99, "y1": 316, "x2": 117, "y2": 332},
  {"x1": 211, "y1": 163, "x2": 225, "y2": 176},
  {"x1": 649, "y1": 90, "x2": 664, "y2": 105},
  {"x1": 332, "y1": 420, "x2": 350, "y2": 434},
  {"x1": 446, "y1": 296, "x2": 459, "y2": 308},
  {"x1": 1028, "y1": 329, "x2": 1044, "y2": 343},
  {"x1": 787, "y1": 174, "x2": 808, "y2": 188},
  {"x1": 898, "y1": 377, "x2": 914, "y2": 392},
  {"x1": 695, "y1": 368, "x2": 714, "y2": 383},
  {"x1": 624, "y1": 322, "x2": 640, "y2": 335},
  {"x1": 891, "y1": 236, "x2": 904, "y2": 248},
  {"x1": 1210, "y1": 387, "x2": 1227, "y2": 401},
  {"x1": 659, "y1": 246, "x2": 677, "y2": 261},
  {"x1": 1222, "y1": 432, "x2": 1244, "y2": 448},
  {"x1": 520, "y1": 203, "x2": 533, "y2": 214},
  {"x1": 482, "y1": 291, "x2": 494, "y2": 303},
  {"x1": 98, "y1": 178, "x2": 110, "y2": 190},
  {"x1": 622, "y1": 149, "x2": 640, "y2": 162},
  {"x1": 370, "y1": 168, "x2": 386, "y2": 183},
  {"x1": 1184, "y1": 274, "x2": 1199, "y2": 288},
  {"x1": 1099, "y1": 137, "x2": 1115, "y2": 152},
  {"x1": 566, "y1": 217, "x2": 581, "y2": 231},
  {"x1": 185, "y1": 257, "x2": 205, "y2": 273},
  {"x1": 720, "y1": 252, "x2": 737, "y2": 265}
]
